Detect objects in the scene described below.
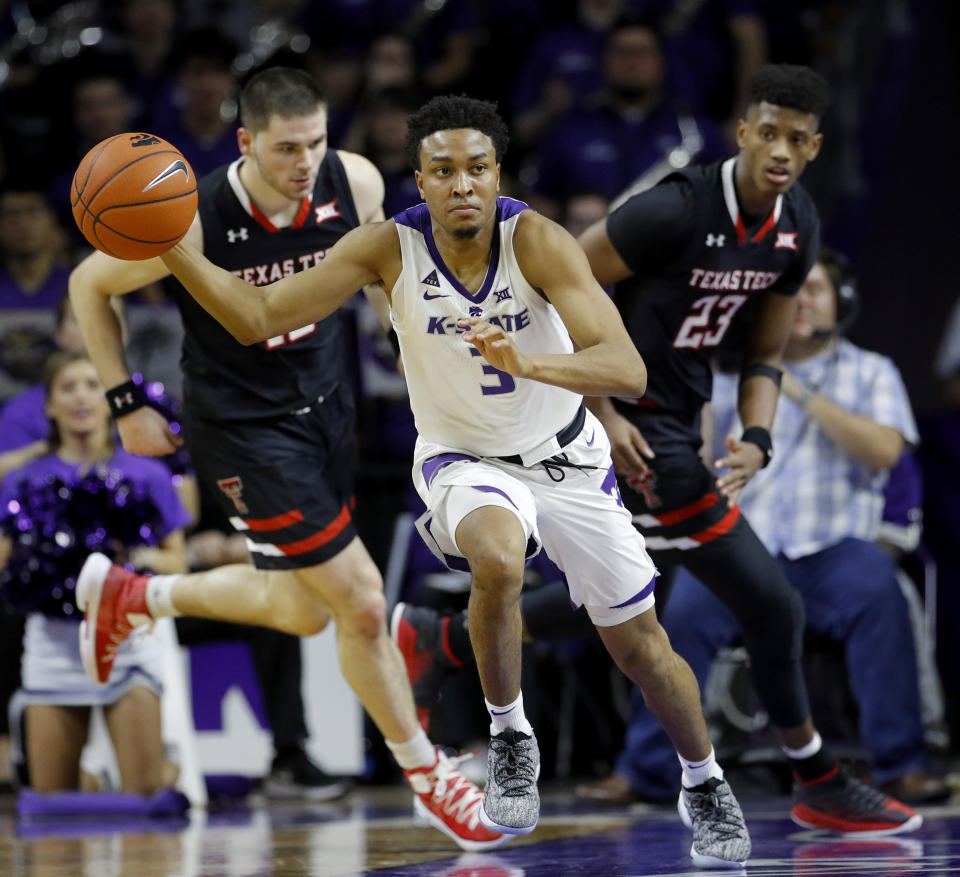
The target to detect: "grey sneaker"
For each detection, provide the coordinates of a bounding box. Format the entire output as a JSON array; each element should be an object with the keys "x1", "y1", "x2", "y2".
[
  {"x1": 478, "y1": 729, "x2": 541, "y2": 835},
  {"x1": 678, "y1": 777, "x2": 751, "y2": 869}
]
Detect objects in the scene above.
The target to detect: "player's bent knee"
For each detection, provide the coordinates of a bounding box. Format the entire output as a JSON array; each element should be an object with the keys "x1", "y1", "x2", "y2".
[{"x1": 336, "y1": 589, "x2": 388, "y2": 640}]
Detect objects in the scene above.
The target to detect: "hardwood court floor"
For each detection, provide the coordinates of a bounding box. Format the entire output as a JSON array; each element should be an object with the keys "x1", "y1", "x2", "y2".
[{"x1": 2, "y1": 782, "x2": 960, "y2": 876}]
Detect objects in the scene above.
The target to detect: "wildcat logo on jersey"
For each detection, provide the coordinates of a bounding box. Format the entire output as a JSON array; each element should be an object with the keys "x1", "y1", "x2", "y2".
[
  {"x1": 217, "y1": 476, "x2": 249, "y2": 514},
  {"x1": 314, "y1": 200, "x2": 341, "y2": 224},
  {"x1": 775, "y1": 231, "x2": 798, "y2": 250},
  {"x1": 688, "y1": 268, "x2": 782, "y2": 291}
]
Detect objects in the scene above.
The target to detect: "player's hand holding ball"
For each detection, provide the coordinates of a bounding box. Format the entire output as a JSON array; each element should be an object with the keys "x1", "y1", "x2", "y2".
[{"x1": 71, "y1": 132, "x2": 197, "y2": 260}]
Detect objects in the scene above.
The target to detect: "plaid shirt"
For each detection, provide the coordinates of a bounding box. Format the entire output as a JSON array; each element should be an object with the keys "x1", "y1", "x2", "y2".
[{"x1": 711, "y1": 338, "x2": 918, "y2": 559}]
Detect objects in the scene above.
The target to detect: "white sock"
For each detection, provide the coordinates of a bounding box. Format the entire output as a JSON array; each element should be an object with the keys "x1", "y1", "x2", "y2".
[
  {"x1": 783, "y1": 730, "x2": 822, "y2": 760},
  {"x1": 145, "y1": 575, "x2": 182, "y2": 618},
  {"x1": 486, "y1": 691, "x2": 534, "y2": 736},
  {"x1": 679, "y1": 747, "x2": 724, "y2": 788},
  {"x1": 385, "y1": 729, "x2": 436, "y2": 771}
]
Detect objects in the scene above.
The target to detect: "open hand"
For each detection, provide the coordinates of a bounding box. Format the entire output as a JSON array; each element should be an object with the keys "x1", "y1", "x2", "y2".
[{"x1": 714, "y1": 434, "x2": 764, "y2": 503}]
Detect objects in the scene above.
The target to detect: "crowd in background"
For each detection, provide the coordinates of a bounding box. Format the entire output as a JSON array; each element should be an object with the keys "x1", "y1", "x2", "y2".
[{"x1": 0, "y1": 0, "x2": 958, "y2": 788}]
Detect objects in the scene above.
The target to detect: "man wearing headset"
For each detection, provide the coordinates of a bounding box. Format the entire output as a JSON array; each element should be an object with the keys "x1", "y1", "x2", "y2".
[{"x1": 609, "y1": 249, "x2": 950, "y2": 806}]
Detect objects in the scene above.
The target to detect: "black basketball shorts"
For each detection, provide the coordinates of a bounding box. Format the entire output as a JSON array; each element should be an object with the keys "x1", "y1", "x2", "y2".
[{"x1": 183, "y1": 383, "x2": 358, "y2": 570}]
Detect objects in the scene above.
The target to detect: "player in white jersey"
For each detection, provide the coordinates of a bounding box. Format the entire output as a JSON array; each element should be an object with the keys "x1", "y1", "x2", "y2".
[{"x1": 89, "y1": 95, "x2": 750, "y2": 868}]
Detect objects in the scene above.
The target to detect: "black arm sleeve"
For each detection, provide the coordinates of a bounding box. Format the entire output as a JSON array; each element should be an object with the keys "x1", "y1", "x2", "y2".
[{"x1": 606, "y1": 178, "x2": 697, "y2": 274}]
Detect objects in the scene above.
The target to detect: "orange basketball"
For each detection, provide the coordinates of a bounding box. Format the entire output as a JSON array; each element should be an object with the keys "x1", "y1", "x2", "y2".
[{"x1": 71, "y1": 132, "x2": 198, "y2": 260}]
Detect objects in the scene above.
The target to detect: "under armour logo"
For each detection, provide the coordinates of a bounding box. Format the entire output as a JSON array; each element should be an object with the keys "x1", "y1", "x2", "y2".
[
  {"x1": 227, "y1": 228, "x2": 248, "y2": 243},
  {"x1": 142, "y1": 159, "x2": 190, "y2": 192},
  {"x1": 314, "y1": 200, "x2": 340, "y2": 224},
  {"x1": 217, "y1": 476, "x2": 249, "y2": 514},
  {"x1": 129, "y1": 133, "x2": 161, "y2": 148},
  {"x1": 494, "y1": 288, "x2": 512, "y2": 303},
  {"x1": 113, "y1": 392, "x2": 135, "y2": 407},
  {"x1": 706, "y1": 233, "x2": 725, "y2": 247},
  {"x1": 421, "y1": 270, "x2": 440, "y2": 287},
  {"x1": 775, "y1": 231, "x2": 798, "y2": 250}
]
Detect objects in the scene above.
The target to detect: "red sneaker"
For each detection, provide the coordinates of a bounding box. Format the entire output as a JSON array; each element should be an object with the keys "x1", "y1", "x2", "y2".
[
  {"x1": 405, "y1": 749, "x2": 510, "y2": 852},
  {"x1": 390, "y1": 603, "x2": 464, "y2": 732},
  {"x1": 76, "y1": 553, "x2": 153, "y2": 684},
  {"x1": 791, "y1": 766, "x2": 923, "y2": 836}
]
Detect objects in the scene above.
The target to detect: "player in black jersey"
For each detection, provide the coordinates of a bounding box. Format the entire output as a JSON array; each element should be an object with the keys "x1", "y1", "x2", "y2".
[
  {"x1": 69, "y1": 69, "x2": 507, "y2": 850},
  {"x1": 392, "y1": 64, "x2": 921, "y2": 837},
  {"x1": 573, "y1": 63, "x2": 919, "y2": 835}
]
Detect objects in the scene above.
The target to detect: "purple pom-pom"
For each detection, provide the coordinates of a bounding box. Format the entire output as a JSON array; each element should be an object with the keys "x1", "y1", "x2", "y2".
[{"x1": 0, "y1": 466, "x2": 166, "y2": 618}]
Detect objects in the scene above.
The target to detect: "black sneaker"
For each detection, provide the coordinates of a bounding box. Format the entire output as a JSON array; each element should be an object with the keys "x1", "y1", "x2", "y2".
[
  {"x1": 390, "y1": 602, "x2": 464, "y2": 731},
  {"x1": 263, "y1": 749, "x2": 350, "y2": 801},
  {"x1": 791, "y1": 766, "x2": 922, "y2": 836}
]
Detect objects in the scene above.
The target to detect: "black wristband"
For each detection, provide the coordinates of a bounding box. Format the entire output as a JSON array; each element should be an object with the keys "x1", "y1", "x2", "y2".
[
  {"x1": 105, "y1": 379, "x2": 148, "y2": 418},
  {"x1": 741, "y1": 425, "x2": 773, "y2": 468},
  {"x1": 740, "y1": 362, "x2": 783, "y2": 388},
  {"x1": 386, "y1": 328, "x2": 401, "y2": 358}
]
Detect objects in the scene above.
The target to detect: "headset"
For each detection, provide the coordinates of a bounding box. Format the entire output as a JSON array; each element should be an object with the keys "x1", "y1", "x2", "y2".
[{"x1": 815, "y1": 248, "x2": 860, "y2": 337}]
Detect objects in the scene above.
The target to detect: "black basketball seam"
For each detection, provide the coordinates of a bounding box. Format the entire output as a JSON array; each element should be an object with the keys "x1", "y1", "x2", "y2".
[
  {"x1": 84, "y1": 149, "x2": 186, "y2": 213},
  {"x1": 91, "y1": 188, "x2": 198, "y2": 246},
  {"x1": 71, "y1": 133, "x2": 127, "y2": 229}
]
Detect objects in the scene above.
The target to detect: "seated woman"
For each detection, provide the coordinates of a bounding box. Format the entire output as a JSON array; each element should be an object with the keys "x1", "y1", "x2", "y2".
[{"x1": 0, "y1": 351, "x2": 190, "y2": 795}]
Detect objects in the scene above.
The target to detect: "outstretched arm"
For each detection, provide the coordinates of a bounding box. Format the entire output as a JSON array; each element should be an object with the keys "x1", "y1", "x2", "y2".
[
  {"x1": 464, "y1": 211, "x2": 645, "y2": 398},
  {"x1": 159, "y1": 220, "x2": 398, "y2": 345}
]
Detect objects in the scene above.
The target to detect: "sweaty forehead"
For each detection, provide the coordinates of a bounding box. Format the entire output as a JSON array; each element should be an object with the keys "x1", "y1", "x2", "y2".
[
  {"x1": 747, "y1": 101, "x2": 819, "y2": 133},
  {"x1": 421, "y1": 128, "x2": 494, "y2": 162}
]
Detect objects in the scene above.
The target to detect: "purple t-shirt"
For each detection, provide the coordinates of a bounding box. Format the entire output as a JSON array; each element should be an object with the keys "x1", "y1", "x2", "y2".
[
  {"x1": 0, "y1": 385, "x2": 48, "y2": 453},
  {"x1": 0, "y1": 265, "x2": 71, "y2": 309},
  {"x1": 0, "y1": 448, "x2": 190, "y2": 540}
]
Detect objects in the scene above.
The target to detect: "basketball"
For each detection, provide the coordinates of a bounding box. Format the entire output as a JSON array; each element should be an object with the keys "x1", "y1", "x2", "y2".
[{"x1": 71, "y1": 132, "x2": 198, "y2": 261}]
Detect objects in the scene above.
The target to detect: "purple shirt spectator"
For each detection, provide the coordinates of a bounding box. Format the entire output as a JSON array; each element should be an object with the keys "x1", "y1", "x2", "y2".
[
  {"x1": 0, "y1": 265, "x2": 71, "y2": 310},
  {"x1": 528, "y1": 99, "x2": 728, "y2": 203},
  {"x1": 0, "y1": 386, "x2": 47, "y2": 454}
]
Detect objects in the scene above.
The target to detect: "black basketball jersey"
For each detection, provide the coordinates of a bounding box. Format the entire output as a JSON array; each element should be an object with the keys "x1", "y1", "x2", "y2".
[
  {"x1": 606, "y1": 157, "x2": 820, "y2": 448},
  {"x1": 167, "y1": 150, "x2": 361, "y2": 420}
]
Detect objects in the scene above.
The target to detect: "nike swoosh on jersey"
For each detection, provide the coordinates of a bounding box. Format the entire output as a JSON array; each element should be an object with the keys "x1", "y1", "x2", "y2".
[
  {"x1": 423, "y1": 291, "x2": 450, "y2": 300},
  {"x1": 142, "y1": 159, "x2": 190, "y2": 192}
]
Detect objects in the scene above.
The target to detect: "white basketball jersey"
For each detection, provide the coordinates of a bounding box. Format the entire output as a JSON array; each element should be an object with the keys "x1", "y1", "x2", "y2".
[{"x1": 391, "y1": 198, "x2": 581, "y2": 457}]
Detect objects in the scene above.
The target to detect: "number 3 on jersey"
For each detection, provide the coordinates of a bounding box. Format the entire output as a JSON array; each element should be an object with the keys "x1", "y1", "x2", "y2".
[
  {"x1": 469, "y1": 346, "x2": 516, "y2": 395},
  {"x1": 673, "y1": 294, "x2": 748, "y2": 349}
]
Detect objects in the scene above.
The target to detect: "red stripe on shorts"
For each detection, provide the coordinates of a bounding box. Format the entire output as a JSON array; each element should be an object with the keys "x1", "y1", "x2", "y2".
[
  {"x1": 690, "y1": 505, "x2": 741, "y2": 544},
  {"x1": 654, "y1": 493, "x2": 719, "y2": 527},
  {"x1": 245, "y1": 509, "x2": 305, "y2": 531},
  {"x1": 278, "y1": 504, "x2": 352, "y2": 556}
]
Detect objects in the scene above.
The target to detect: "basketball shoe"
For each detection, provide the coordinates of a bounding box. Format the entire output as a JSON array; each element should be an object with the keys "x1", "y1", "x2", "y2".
[
  {"x1": 791, "y1": 766, "x2": 922, "y2": 836},
  {"x1": 678, "y1": 777, "x2": 751, "y2": 868},
  {"x1": 390, "y1": 603, "x2": 464, "y2": 731},
  {"x1": 404, "y1": 748, "x2": 510, "y2": 851},
  {"x1": 76, "y1": 553, "x2": 153, "y2": 684},
  {"x1": 479, "y1": 729, "x2": 541, "y2": 835}
]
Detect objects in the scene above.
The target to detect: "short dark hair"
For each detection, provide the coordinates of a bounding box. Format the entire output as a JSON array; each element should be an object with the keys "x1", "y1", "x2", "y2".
[
  {"x1": 405, "y1": 95, "x2": 509, "y2": 170},
  {"x1": 746, "y1": 64, "x2": 830, "y2": 120},
  {"x1": 239, "y1": 67, "x2": 326, "y2": 132}
]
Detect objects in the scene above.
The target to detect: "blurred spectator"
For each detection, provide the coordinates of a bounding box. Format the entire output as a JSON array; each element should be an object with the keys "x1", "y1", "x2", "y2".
[
  {"x1": 149, "y1": 28, "x2": 241, "y2": 180},
  {"x1": 99, "y1": 0, "x2": 180, "y2": 122},
  {"x1": 636, "y1": 0, "x2": 768, "y2": 128},
  {"x1": 561, "y1": 191, "x2": 610, "y2": 240},
  {"x1": 0, "y1": 184, "x2": 71, "y2": 310},
  {"x1": 0, "y1": 351, "x2": 188, "y2": 796},
  {"x1": 523, "y1": 15, "x2": 728, "y2": 218},
  {"x1": 511, "y1": 0, "x2": 630, "y2": 150},
  {"x1": 347, "y1": 87, "x2": 422, "y2": 217},
  {"x1": 48, "y1": 66, "x2": 139, "y2": 239}
]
